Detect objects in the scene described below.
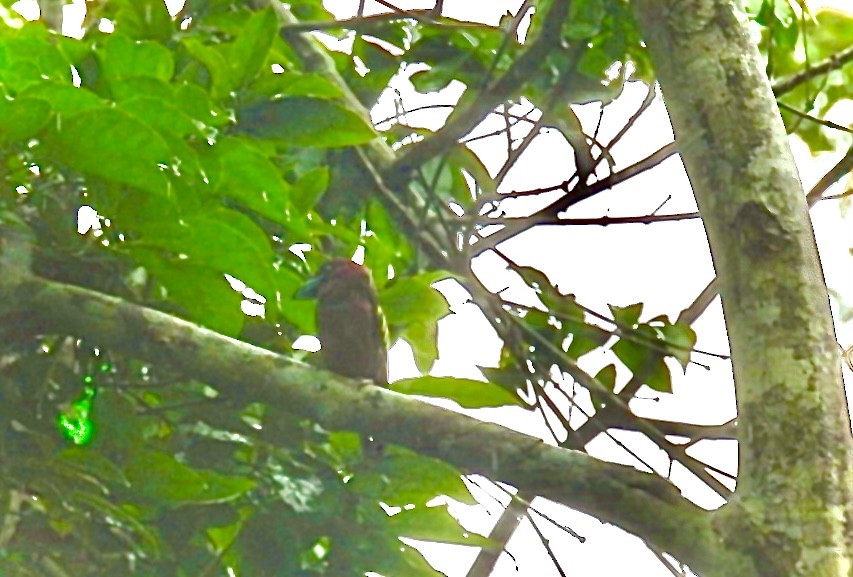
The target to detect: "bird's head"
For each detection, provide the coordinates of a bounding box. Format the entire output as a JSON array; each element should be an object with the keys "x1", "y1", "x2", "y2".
[{"x1": 297, "y1": 258, "x2": 374, "y2": 301}]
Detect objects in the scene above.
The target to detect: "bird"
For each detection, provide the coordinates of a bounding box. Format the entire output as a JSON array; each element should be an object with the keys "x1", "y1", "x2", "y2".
[
  {"x1": 300, "y1": 258, "x2": 388, "y2": 386},
  {"x1": 298, "y1": 259, "x2": 388, "y2": 461}
]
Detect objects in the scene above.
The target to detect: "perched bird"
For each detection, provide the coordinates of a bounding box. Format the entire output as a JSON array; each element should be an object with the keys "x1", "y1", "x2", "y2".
[
  {"x1": 298, "y1": 259, "x2": 388, "y2": 461},
  {"x1": 299, "y1": 259, "x2": 388, "y2": 385}
]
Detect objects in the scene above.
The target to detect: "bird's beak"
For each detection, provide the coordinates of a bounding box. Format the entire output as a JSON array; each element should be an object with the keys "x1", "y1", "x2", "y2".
[{"x1": 295, "y1": 275, "x2": 321, "y2": 299}]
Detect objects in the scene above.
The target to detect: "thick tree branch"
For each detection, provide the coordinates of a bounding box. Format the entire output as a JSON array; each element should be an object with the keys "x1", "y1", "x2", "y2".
[
  {"x1": 0, "y1": 271, "x2": 741, "y2": 575},
  {"x1": 632, "y1": 1, "x2": 853, "y2": 574}
]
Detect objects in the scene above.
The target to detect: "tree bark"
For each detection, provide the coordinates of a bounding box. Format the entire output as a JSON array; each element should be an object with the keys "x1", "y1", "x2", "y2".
[{"x1": 632, "y1": 1, "x2": 853, "y2": 576}]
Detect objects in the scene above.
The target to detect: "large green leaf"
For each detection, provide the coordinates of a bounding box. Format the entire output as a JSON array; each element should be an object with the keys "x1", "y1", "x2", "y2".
[
  {"x1": 182, "y1": 37, "x2": 236, "y2": 100},
  {"x1": 261, "y1": 71, "x2": 344, "y2": 99},
  {"x1": 69, "y1": 491, "x2": 163, "y2": 556},
  {"x1": 363, "y1": 200, "x2": 415, "y2": 289},
  {"x1": 200, "y1": 136, "x2": 292, "y2": 224},
  {"x1": 111, "y1": 0, "x2": 175, "y2": 42},
  {"x1": 0, "y1": 33, "x2": 72, "y2": 90},
  {"x1": 47, "y1": 107, "x2": 172, "y2": 195},
  {"x1": 120, "y1": 96, "x2": 201, "y2": 138},
  {"x1": 96, "y1": 33, "x2": 175, "y2": 87},
  {"x1": 0, "y1": 97, "x2": 52, "y2": 145},
  {"x1": 229, "y1": 7, "x2": 279, "y2": 88},
  {"x1": 236, "y1": 97, "x2": 377, "y2": 147},
  {"x1": 402, "y1": 320, "x2": 439, "y2": 373},
  {"x1": 124, "y1": 450, "x2": 254, "y2": 507},
  {"x1": 290, "y1": 165, "x2": 329, "y2": 212},
  {"x1": 380, "y1": 273, "x2": 450, "y2": 372},
  {"x1": 140, "y1": 255, "x2": 248, "y2": 336},
  {"x1": 22, "y1": 82, "x2": 105, "y2": 115},
  {"x1": 390, "y1": 376, "x2": 523, "y2": 408},
  {"x1": 365, "y1": 538, "x2": 440, "y2": 577},
  {"x1": 386, "y1": 505, "x2": 491, "y2": 547},
  {"x1": 380, "y1": 273, "x2": 450, "y2": 326},
  {"x1": 133, "y1": 207, "x2": 278, "y2": 299},
  {"x1": 356, "y1": 447, "x2": 476, "y2": 505},
  {"x1": 609, "y1": 302, "x2": 644, "y2": 328}
]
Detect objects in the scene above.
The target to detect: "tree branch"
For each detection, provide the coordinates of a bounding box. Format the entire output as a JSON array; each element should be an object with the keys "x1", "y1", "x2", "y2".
[
  {"x1": 772, "y1": 43, "x2": 853, "y2": 97},
  {"x1": 391, "y1": 0, "x2": 572, "y2": 176},
  {"x1": 0, "y1": 271, "x2": 737, "y2": 575}
]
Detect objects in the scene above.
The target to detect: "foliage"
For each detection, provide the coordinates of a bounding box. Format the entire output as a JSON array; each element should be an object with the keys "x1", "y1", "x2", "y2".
[
  {"x1": 0, "y1": 0, "x2": 848, "y2": 575},
  {"x1": 745, "y1": 0, "x2": 853, "y2": 151}
]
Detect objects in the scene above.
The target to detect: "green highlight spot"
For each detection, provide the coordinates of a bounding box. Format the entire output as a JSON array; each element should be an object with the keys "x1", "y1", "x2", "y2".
[{"x1": 56, "y1": 386, "x2": 96, "y2": 445}]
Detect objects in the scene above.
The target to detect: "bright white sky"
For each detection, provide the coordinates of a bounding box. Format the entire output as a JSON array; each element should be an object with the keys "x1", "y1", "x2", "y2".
[{"x1": 20, "y1": 0, "x2": 851, "y2": 575}]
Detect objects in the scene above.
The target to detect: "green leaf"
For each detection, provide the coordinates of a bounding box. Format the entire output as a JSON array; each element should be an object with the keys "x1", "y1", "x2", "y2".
[
  {"x1": 363, "y1": 200, "x2": 415, "y2": 287},
  {"x1": 135, "y1": 208, "x2": 278, "y2": 299},
  {"x1": 182, "y1": 37, "x2": 235, "y2": 99},
  {"x1": 0, "y1": 34, "x2": 71, "y2": 90},
  {"x1": 773, "y1": 11, "x2": 800, "y2": 51},
  {"x1": 97, "y1": 33, "x2": 174, "y2": 86},
  {"x1": 90, "y1": 389, "x2": 147, "y2": 447},
  {"x1": 406, "y1": 31, "x2": 484, "y2": 93},
  {"x1": 276, "y1": 72, "x2": 343, "y2": 98},
  {"x1": 594, "y1": 363, "x2": 617, "y2": 390},
  {"x1": 46, "y1": 107, "x2": 172, "y2": 195},
  {"x1": 22, "y1": 82, "x2": 104, "y2": 115},
  {"x1": 275, "y1": 266, "x2": 317, "y2": 333},
  {"x1": 230, "y1": 8, "x2": 279, "y2": 88},
  {"x1": 402, "y1": 320, "x2": 439, "y2": 373},
  {"x1": 369, "y1": 538, "x2": 443, "y2": 577},
  {"x1": 124, "y1": 450, "x2": 254, "y2": 506},
  {"x1": 140, "y1": 256, "x2": 247, "y2": 336},
  {"x1": 447, "y1": 145, "x2": 494, "y2": 204},
  {"x1": 69, "y1": 491, "x2": 162, "y2": 555},
  {"x1": 609, "y1": 302, "x2": 643, "y2": 328},
  {"x1": 479, "y1": 366, "x2": 529, "y2": 393},
  {"x1": 388, "y1": 504, "x2": 491, "y2": 547},
  {"x1": 563, "y1": 321, "x2": 611, "y2": 359},
  {"x1": 611, "y1": 326, "x2": 671, "y2": 393},
  {"x1": 389, "y1": 376, "x2": 523, "y2": 408},
  {"x1": 112, "y1": 0, "x2": 175, "y2": 42},
  {"x1": 291, "y1": 166, "x2": 329, "y2": 212},
  {"x1": 350, "y1": 35, "x2": 403, "y2": 103},
  {"x1": 515, "y1": 265, "x2": 552, "y2": 295},
  {"x1": 808, "y1": 8, "x2": 853, "y2": 56},
  {"x1": 111, "y1": 76, "x2": 174, "y2": 102},
  {"x1": 379, "y1": 273, "x2": 449, "y2": 372},
  {"x1": 772, "y1": 0, "x2": 796, "y2": 27},
  {"x1": 237, "y1": 97, "x2": 377, "y2": 147},
  {"x1": 753, "y1": 0, "x2": 775, "y2": 25},
  {"x1": 590, "y1": 363, "x2": 617, "y2": 408},
  {"x1": 119, "y1": 96, "x2": 200, "y2": 137},
  {"x1": 57, "y1": 446, "x2": 129, "y2": 486},
  {"x1": 565, "y1": 0, "x2": 606, "y2": 38},
  {"x1": 658, "y1": 320, "x2": 697, "y2": 370},
  {"x1": 174, "y1": 81, "x2": 228, "y2": 126},
  {"x1": 356, "y1": 446, "x2": 476, "y2": 505},
  {"x1": 380, "y1": 274, "x2": 450, "y2": 326},
  {"x1": 0, "y1": 97, "x2": 52, "y2": 145},
  {"x1": 200, "y1": 136, "x2": 291, "y2": 224}
]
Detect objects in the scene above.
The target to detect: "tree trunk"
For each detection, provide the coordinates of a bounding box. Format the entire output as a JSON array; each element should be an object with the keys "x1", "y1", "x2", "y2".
[{"x1": 632, "y1": 1, "x2": 853, "y2": 575}]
